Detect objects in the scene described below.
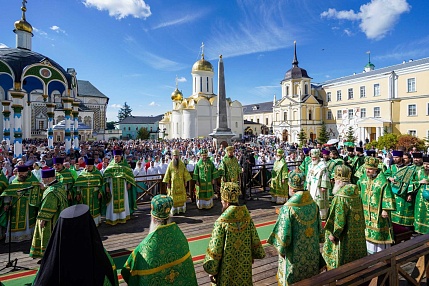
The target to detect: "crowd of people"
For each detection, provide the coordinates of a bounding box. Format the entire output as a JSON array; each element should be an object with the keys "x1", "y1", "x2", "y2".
[{"x1": 1, "y1": 137, "x2": 429, "y2": 285}]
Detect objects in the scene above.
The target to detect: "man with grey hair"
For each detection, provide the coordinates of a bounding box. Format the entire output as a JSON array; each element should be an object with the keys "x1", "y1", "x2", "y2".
[{"x1": 305, "y1": 148, "x2": 331, "y2": 220}]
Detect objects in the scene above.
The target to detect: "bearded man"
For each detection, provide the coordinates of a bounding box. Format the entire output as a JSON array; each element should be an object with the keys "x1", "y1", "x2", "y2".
[
  {"x1": 1, "y1": 165, "x2": 42, "y2": 242},
  {"x1": 270, "y1": 149, "x2": 289, "y2": 204},
  {"x1": 162, "y1": 149, "x2": 192, "y2": 215},
  {"x1": 73, "y1": 158, "x2": 105, "y2": 226},
  {"x1": 217, "y1": 146, "x2": 242, "y2": 201},
  {"x1": 306, "y1": 149, "x2": 331, "y2": 220},
  {"x1": 322, "y1": 165, "x2": 367, "y2": 269},
  {"x1": 53, "y1": 157, "x2": 75, "y2": 206},
  {"x1": 193, "y1": 149, "x2": 219, "y2": 209},
  {"x1": 203, "y1": 181, "x2": 265, "y2": 285},
  {"x1": 121, "y1": 195, "x2": 198, "y2": 285},
  {"x1": 413, "y1": 156, "x2": 429, "y2": 234},
  {"x1": 357, "y1": 157, "x2": 395, "y2": 254},
  {"x1": 385, "y1": 150, "x2": 415, "y2": 235}
]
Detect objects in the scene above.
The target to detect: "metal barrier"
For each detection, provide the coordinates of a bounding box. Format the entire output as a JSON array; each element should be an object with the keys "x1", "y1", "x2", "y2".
[{"x1": 294, "y1": 233, "x2": 429, "y2": 286}]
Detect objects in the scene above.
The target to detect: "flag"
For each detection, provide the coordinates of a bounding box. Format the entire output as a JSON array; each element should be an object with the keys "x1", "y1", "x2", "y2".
[{"x1": 366, "y1": 50, "x2": 371, "y2": 54}]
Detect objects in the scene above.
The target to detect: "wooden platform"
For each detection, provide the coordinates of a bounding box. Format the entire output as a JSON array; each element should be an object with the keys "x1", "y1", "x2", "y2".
[{"x1": 0, "y1": 190, "x2": 281, "y2": 285}]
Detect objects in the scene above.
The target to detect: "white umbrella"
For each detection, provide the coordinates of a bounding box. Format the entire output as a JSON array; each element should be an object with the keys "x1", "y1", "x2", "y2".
[{"x1": 326, "y1": 138, "x2": 339, "y2": 145}]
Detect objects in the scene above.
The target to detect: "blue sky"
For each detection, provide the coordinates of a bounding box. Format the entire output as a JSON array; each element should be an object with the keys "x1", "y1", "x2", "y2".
[{"x1": 1, "y1": 0, "x2": 428, "y2": 122}]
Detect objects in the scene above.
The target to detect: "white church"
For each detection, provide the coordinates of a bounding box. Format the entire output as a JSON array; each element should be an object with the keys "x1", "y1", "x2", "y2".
[{"x1": 159, "y1": 46, "x2": 244, "y2": 140}]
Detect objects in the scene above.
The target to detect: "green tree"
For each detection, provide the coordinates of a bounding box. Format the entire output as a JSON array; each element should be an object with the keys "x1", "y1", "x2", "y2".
[
  {"x1": 317, "y1": 121, "x2": 329, "y2": 144},
  {"x1": 118, "y1": 102, "x2": 132, "y2": 122},
  {"x1": 376, "y1": 133, "x2": 398, "y2": 150},
  {"x1": 345, "y1": 126, "x2": 356, "y2": 143},
  {"x1": 298, "y1": 128, "x2": 307, "y2": 147},
  {"x1": 106, "y1": 121, "x2": 116, "y2": 130},
  {"x1": 383, "y1": 126, "x2": 389, "y2": 135},
  {"x1": 137, "y1": 127, "x2": 150, "y2": 140}
]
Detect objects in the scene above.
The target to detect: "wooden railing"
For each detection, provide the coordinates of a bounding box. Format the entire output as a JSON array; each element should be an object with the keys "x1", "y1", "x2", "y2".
[{"x1": 294, "y1": 233, "x2": 429, "y2": 286}]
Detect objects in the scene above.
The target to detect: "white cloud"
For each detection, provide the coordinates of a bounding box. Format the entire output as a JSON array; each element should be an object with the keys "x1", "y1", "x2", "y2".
[
  {"x1": 205, "y1": 1, "x2": 296, "y2": 59},
  {"x1": 177, "y1": 77, "x2": 187, "y2": 83},
  {"x1": 152, "y1": 13, "x2": 204, "y2": 30},
  {"x1": 149, "y1": 102, "x2": 160, "y2": 106},
  {"x1": 0, "y1": 43, "x2": 8, "y2": 48},
  {"x1": 83, "y1": 0, "x2": 151, "y2": 19},
  {"x1": 321, "y1": 0, "x2": 411, "y2": 40},
  {"x1": 110, "y1": 104, "x2": 122, "y2": 108},
  {"x1": 343, "y1": 29, "x2": 353, "y2": 36},
  {"x1": 50, "y1": 25, "x2": 67, "y2": 35}
]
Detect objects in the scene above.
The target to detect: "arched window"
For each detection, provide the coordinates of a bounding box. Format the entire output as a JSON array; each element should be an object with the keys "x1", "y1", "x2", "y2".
[
  {"x1": 200, "y1": 77, "x2": 202, "y2": 92},
  {"x1": 305, "y1": 84, "x2": 308, "y2": 95},
  {"x1": 286, "y1": 86, "x2": 289, "y2": 96},
  {"x1": 309, "y1": 110, "x2": 312, "y2": 120}
]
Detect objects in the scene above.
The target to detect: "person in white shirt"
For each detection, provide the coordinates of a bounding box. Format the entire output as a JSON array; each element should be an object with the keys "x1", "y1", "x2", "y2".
[
  {"x1": 146, "y1": 161, "x2": 160, "y2": 195},
  {"x1": 158, "y1": 158, "x2": 168, "y2": 175},
  {"x1": 133, "y1": 161, "x2": 147, "y2": 196},
  {"x1": 8, "y1": 168, "x2": 17, "y2": 184},
  {"x1": 32, "y1": 162, "x2": 42, "y2": 182}
]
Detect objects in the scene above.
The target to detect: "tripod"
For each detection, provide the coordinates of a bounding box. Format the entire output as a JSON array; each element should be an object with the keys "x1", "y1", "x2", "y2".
[{"x1": 0, "y1": 188, "x2": 32, "y2": 272}]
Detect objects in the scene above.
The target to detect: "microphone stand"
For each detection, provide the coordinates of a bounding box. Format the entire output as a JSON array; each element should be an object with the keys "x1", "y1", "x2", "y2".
[{"x1": 0, "y1": 187, "x2": 32, "y2": 272}]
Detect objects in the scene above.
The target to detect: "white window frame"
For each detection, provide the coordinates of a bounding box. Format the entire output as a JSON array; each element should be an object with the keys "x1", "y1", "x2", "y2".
[
  {"x1": 374, "y1": 107, "x2": 380, "y2": 118},
  {"x1": 408, "y1": 130, "x2": 417, "y2": 137},
  {"x1": 327, "y1": 92, "x2": 331, "y2": 102},
  {"x1": 336, "y1": 90, "x2": 342, "y2": 101},
  {"x1": 373, "y1": 84, "x2": 380, "y2": 96},
  {"x1": 408, "y1": 104, "x2": 417, "y2": 116},
  {"x1": 327, "y1": 110, "x2": 333, "y2": 120},
  {"x1": 337, "y1": 110, "x2": 342, "y2": 119},
  {"x1": 360, "y1": 108, "x2": 366, "y2": 118},
  {"x1": 360, "y1": 86, "x2": 366, "y2": 98},
  {"x1": 407, "y1": 78, "x2": 416, "y2": 93},
  {"x1": 348, "y1": 109, "x2": 354, "y2": 119}
]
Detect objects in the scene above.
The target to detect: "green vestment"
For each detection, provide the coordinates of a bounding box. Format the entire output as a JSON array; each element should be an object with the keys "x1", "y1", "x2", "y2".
[
  {"x1": 192, "y1": 158, "x2": 219, "y2": 208},
  {"x1": 270, "y1": 158, "x2": 289, "y2": 199},
  {"x1": 385, "y1": 164, "x2": 415, "y2": 226},
  {"x1": 57, "y1": 168, "x2": 75, "y2": 205},
  {"x1": 103, "y1": 159, "x2": 136, "y2": 215},
  {"x1": 0, "y1": 173, "x2": 9, "y2": 228},
  {"x1": 357, "y1": 172, "x2": 395, "y2": 244},
  {"x1": 299, "y1": 156, "x2": 311, "y2": 188},
  {"x1": 217, "y1": 155, "x2": 242, "y2": 194},
  {"x1": 121, "y1": 222, "x2": 197, "y2": 286},
  {"x1": 162, "y1": 161, "x2": 192, "y2": 208},
  {"x1": 322, "y1": 184, "x2": 367, "y2": 269},
  {"x1": 29, "y1": 181, "x2": 68, "y2": 258},
  {"x1": 203, "y1": 205, "x2": 265, "y2": 286},
  {"x1": 413, "y1": 168, "x2": 429, "y2": 234},
  {"x1": 1, "y1": 173, "x2": 41, "y2": 232},
  {"x1": 267, "y1": 191, "x2": 321, "y2": 285},
  {"x1": 74, "y1": 168, "x2": 105, "y2": 219}
]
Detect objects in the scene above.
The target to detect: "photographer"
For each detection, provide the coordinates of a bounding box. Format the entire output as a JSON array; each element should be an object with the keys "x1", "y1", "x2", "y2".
[{"x1": 240, "y1": 147, "x2": 255, "y2": 200}]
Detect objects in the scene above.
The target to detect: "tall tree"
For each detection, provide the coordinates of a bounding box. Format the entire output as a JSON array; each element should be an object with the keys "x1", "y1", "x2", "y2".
[
  {"x1": 317, "y1": 121, "x2": 329, "y2": 144},
  {"x1": 345, "y1": 126, "x2": 356, "y2": 143},
  {"x1": 118, "y1": 102, "x2": 132, "y2": 122},
  {"x1": 106, "y1": 121, "x2": 116, "y2": 130},
  {"x1": 298, "y1": 128, "x2": 307, "y2": 147}
]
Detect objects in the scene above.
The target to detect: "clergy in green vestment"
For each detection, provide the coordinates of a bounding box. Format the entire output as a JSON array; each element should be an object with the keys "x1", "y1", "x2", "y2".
[
  {"x1": 103, "y1": 149, "x2": 136, "y2": 225},
  {"x1": 193, "y1": 149, "x2": 219, "y2": 209},
  {"x1": 270, "y1": 149, "x2": 289, "y2": 204},
  {"x1": 162, "y1": 149, "x2": 192, "y2": 214},
  {"x1": 217, "y1": 146, "x2": 242, "y2": 199},
  {"x1": 1, "y1": 165, "x2": 41, "y2": 242},
  {"x1": 268, "y1": 170, "x2": 321, "y2": 285},
  {"x1": 0, "y1": 171, "x2": 9, "y2": 239},
  {"x1": 203, "y1": 181, "x2": 265, "y2": 286},
  {"x1": 30, "y1": 168, "x2": 68, "y2": 259},
  {"x1": 413, "y1": 156, "x2": 429, "y2": 234},
  {"x1": 322, "y1": 165, "x2": 367, "y2": 270},
  {"x1": 326, "y1": 148, "x2": 344, "y2": 201},
  {"x1": 299, "y1": 148, "x2": 311, "y2": 189},
  {"x1": 122, "y1": 195, "x2": 197, "y2": 286},
  {"x1": 74, "y1": 158, "x2": 105, "y2": 226},
  {"x1": 384, "y1": 150, "x2": 415, "y2": 232},
  {"x1": 53, "y1": 157, "x2": 75, "y2": 206},
  {"x1": 357, "y1": 157, "x2": 395, "y2": 254}
]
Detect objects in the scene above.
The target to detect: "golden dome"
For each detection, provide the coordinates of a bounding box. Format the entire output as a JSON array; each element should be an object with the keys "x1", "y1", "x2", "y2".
[
  {"x1": 192, "y1": 55, "x2": 213, "y2": 73},
  {"x1": 14, "y1": 19, "x2": 33, "y2": 33},
  {"x1": 171, "y1": 88, "x2": 183, "y2": 101}
]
